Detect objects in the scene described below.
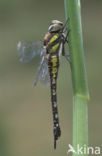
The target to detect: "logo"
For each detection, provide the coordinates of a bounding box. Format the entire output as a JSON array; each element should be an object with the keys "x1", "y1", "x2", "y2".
[{"x1": 67, "y1": 144, "x2": 101, "y2": 155}]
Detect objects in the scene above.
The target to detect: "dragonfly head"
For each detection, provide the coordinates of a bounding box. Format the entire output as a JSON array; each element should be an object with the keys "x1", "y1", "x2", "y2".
[{"x1": 48, "y1": 20, "x2": 64, "y2": 33}]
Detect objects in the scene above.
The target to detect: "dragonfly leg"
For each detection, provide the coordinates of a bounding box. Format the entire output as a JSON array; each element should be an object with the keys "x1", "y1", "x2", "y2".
[
  {"x1": 64, "y1": 54, "x2": 71, "y2": 66},
  {"x1": 65, "y1": 29, "x2": 71, "y2": 43},
  {"x1": 62, "y1": 43, "x2": 71, "y2": 66},
  {"x1": 63, "y1": 17, "x2": 70, "y2": 33}
]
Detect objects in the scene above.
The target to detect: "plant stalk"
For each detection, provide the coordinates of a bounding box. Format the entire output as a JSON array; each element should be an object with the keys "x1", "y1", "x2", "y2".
[{"x1": 64, "y1": 0, "x2": 89, "y2": 155}]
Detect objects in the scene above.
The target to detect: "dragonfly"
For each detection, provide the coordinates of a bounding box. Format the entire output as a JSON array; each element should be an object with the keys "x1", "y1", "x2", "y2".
[{"x1": 17, "y1": 19, "x2": 70, "y2": 149}]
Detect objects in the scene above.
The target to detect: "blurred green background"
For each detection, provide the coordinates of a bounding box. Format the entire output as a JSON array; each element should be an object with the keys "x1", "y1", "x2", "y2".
[{"x1": 0, "y1": 0, "x2": 102, "y2": 156}]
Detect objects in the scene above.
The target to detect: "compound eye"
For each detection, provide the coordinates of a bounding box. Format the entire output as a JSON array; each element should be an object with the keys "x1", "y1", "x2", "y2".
[
  {"x1": 60, "y1": 23, "x2": 63, "y2": 26},
  {"x1": 48, "y1": 24, "x2": 54, "y2": 32},
  {"x1": 48, "y1": 24, "x2": 59, "y2": 32}
]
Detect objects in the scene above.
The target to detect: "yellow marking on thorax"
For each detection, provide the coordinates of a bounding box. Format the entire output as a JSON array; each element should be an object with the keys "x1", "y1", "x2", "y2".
[
  {"x1": 50, "y1": 43, "x2": 59, "y2": 53},
  {"x1": 48, "y1": 34, "x2": 59, "y2": 53},
  {"x1": 48, "y1": 34, "x2": 59, "y2": 44}
]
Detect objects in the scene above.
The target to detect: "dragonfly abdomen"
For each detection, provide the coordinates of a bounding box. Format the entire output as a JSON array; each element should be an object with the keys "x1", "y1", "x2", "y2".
[{"x1": 48, "y1": 54, "x2": 61, "y2": 149}]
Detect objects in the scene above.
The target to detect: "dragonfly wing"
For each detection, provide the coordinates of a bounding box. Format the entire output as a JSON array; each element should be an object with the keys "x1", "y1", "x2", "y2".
[
  {"x1": 17, "y1": 41, "x2": 43, "y2": 63},
  {"x1": 34, "y1": 52, "x2": 50, "y2": 86},
  {"x1": 39, "y1": 61, "x2": 50, "y2": 86}
]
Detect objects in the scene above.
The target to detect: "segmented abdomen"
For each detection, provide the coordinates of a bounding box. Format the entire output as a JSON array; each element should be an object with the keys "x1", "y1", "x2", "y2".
[{"x1": 48, "y1": 54, "x2": 61, "y2": 149}]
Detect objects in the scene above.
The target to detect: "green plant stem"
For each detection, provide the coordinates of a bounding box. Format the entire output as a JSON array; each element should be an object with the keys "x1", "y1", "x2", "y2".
[{"x1": 64, "y1": 0, "x2": 89, "y2": 155}]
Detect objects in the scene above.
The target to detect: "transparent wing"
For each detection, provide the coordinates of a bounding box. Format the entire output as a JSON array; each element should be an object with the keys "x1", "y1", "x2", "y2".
[
  {"x1": 34, "y1": 49, "x2": 50, "y2": 86},
  {"x1": 17, "y1": 41, "x2": 43, "y2": 63},
  {"x1": 39, "y1": 61, "x2": 50, "y2": 86}
]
